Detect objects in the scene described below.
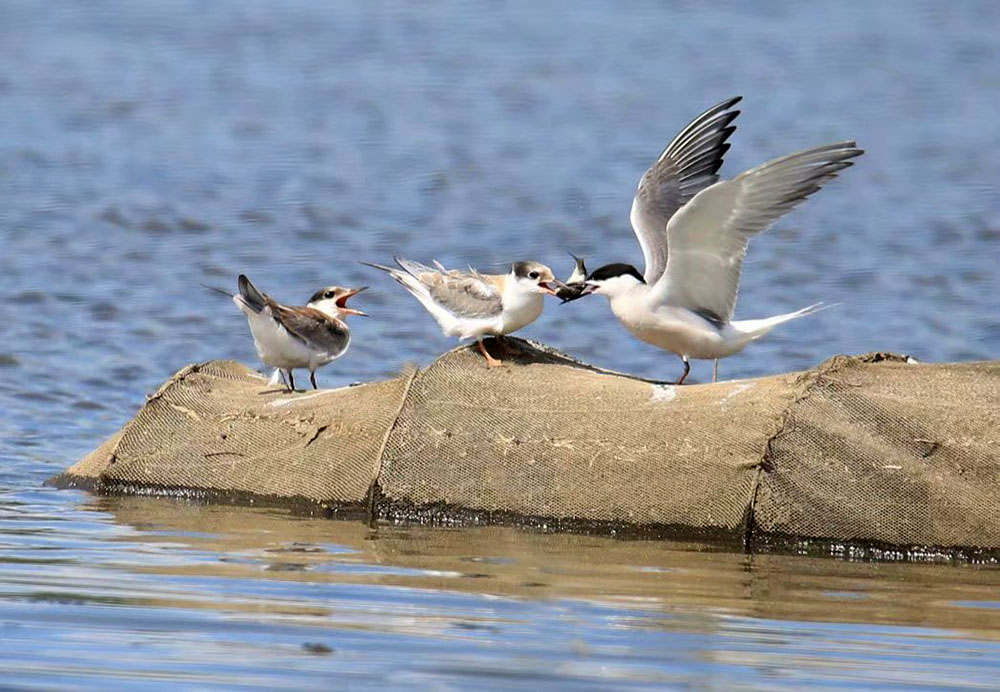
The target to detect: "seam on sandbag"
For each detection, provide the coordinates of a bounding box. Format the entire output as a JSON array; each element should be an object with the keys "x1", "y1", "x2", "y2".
[
  {"x1": 743, "y1": 361, "x2": 843, "y2": 552},
  {"x1": 743, "y1": 466, "x2": 764, "y2": 552},
  {"x1": 143, "y1": 361, "x2": 257, "y2": 407},
  {"x1": 366, "y1": 364, "x2": 420, "y2": 519},
  {"x1": 144, "y1": 362, "x2": 203, "y2": 404}
]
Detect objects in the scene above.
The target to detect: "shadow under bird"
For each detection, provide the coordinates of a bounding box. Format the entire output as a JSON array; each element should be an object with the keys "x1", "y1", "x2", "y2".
[
  {"x1": 564, "y1": 96, "x2": 862, "y2": 384},
  {"x1": 232, "y1": 274, "x2": 367, "y2": 390},
  {"x1": 361, "y1": 257, "x2": 560, "y2": 368}
]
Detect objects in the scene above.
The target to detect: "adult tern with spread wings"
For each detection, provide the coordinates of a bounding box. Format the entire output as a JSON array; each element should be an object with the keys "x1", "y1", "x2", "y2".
[{"x1": 566, "y1": 96, "x2": 862, "y2": 384}]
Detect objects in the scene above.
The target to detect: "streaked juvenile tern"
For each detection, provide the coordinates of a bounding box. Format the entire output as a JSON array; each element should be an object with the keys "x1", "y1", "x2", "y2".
[
  {"x1": 566, "y1": 96, "x2": 862, "y2": 384},
  {"x1": 361, "y1": 257, "x2": 559, "y2": 367},
  {"x1": 232, "y1": 274, "x2": 367, "y2": 390}
]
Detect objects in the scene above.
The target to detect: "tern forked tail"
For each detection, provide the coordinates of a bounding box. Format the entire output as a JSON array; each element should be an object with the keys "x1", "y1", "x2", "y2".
[{"x1": 729, "y1": 303, "x2": 834, "y2": 347}]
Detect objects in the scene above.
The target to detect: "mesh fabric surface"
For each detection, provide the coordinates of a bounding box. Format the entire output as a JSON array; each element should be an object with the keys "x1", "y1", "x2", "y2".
[
  {"x1": 56, "y1": 342, "x2": 1000, "y2": 549},
  {"x1": 91, "y1": 361, "x2": 413, "y2": 507}
]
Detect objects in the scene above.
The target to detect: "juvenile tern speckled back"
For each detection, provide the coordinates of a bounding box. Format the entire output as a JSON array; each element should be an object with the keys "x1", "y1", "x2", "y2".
[
  {"x1": 362, "y1": 257, "x2": 559, "y2": 367},
  {"x1": 567, "y1": 97, "x2": 862, "y2": 383},
  {"x1": 232, "y1": 274, "x2": 366, "y2": 390}
]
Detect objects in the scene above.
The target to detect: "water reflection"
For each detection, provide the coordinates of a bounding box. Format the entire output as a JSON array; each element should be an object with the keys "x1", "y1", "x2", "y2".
[
  {"x1": 2, "y1": 493, "x2": 999, "y2": 687},
  {"x1": 91, "y1": 497, "x2": 1000, "y2": 635},
  {"x1": 0, "y1": 488, "x2": 998, "y2": 687}
]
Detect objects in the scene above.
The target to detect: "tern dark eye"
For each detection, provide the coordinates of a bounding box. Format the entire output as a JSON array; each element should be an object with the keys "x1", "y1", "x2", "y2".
[
  {"x1": 528, "y1": 271, "x2": 539, "y2": 280},
  {"x1": 324, "y1": 291, "x2": 335, "y2": 299}
]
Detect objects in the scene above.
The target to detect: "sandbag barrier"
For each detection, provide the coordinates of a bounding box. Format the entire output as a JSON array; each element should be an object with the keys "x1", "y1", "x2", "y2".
[{"x1": 50, "y1": 339, "x2": 1000, "y2": 557}]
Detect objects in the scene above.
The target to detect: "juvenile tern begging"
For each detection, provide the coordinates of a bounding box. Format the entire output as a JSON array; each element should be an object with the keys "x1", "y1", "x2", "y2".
[
  {"x1": 362, "y1": 257, "x2": 559, "y2": 367},
  {"x1": 232, "y1": 274, "x2": 366, "y2": 390},
  {"x1": 566, "y1": 97, "x2": 861, "y2": 384}
]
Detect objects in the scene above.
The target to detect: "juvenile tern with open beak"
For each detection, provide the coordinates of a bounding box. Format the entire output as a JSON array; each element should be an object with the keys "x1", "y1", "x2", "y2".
[
  {"x1": 362, "y1": 257, "x2": 559, "y2": 368},
  {"x1": 232, "y1": 274, "x2": 367, "y2": 390},
  {"x1": 565, "y1": 96, "x2": 862, "y2": 384}
]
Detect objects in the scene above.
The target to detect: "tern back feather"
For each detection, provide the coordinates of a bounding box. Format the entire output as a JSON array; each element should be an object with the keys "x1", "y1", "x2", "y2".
[
  {"x1": 273, "y1": 305, "x2": 350, "y2": 357},
  {"x1": 630, "y1": 96, "x2": 742, "y2": 284},
  {"x1": 427, "y1": 275, "x2": 502, "y2": 319},
  {"x1": 653, "y1": 141, "x2": 863, "y2": 322},
  {"x1": 361, "y1": 257, "x2": 503, "y2": 331}
]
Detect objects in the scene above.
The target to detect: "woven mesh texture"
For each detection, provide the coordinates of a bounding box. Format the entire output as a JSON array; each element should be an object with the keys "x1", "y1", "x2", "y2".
[
  {"x1": 379, "y1": 342, "x2": 794, "y2": 529},
  {"x1": 56, "y1": 342, "x2": 1000, "y2": 549},
  {"x1": 753, "y1": 354, "x2": 1000, "y2": 547},
  {"x1": 92, "y1": 360, "x2": 412, "y2": 505}
]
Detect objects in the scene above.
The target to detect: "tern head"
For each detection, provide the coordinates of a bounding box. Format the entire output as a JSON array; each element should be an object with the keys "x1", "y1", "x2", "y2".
[
  {"x1": 308, "y1": 285, "x2": 368, "y2": 318},
  {"x1": 576, "y1": 263, "x2": 645, "y2": 299},
  {"x1": 510, "y1": 261, "x2": 560, "y2": 296}
]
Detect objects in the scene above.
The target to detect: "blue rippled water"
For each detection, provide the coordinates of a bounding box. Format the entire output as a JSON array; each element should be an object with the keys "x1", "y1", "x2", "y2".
[{"x1": 2, "y1": 0, "x2": 999, "y2": 687}]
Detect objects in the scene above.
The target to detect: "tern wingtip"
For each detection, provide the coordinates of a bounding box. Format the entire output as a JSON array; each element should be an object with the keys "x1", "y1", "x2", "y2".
[
  {"x1": 358, "y1": 260, "x2": 394, "y2": 273},
  {"x1": 200, "y1": 283, "x2": 233, "y2": 298}
]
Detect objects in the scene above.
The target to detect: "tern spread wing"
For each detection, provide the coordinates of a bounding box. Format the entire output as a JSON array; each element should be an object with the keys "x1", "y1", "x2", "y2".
[
  {"x1": 652, "y1": 141, "x2": 863, "y2": 321},
  {"x1": 630, "y1": 96, "x2": 742, "y2": 284},
  {"x1": 273, "y1": 306, "x2": 350, "y2": 357}
]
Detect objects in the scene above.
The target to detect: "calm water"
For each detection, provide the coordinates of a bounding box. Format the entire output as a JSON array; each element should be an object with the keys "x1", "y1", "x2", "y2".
[{"x1": 2, "y1": 0, "x2": 1000, "y2": 687}]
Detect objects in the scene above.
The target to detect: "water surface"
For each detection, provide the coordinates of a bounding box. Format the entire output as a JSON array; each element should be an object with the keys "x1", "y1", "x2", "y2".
[
  {"x1": 2, "y1": 0, "x2": 999, "y2": 687},
  {"x1": 3, "y1": 495, "x2": 1000, "y2": 689}
]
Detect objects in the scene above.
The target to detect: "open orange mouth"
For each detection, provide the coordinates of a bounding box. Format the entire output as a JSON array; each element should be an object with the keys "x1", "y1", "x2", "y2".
[{"x1": 336, "y1": 287, "x2": 368, "y2": 316}]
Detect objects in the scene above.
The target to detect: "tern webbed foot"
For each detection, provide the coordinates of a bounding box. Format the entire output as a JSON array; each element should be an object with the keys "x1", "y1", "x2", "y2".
[{"x1": 476, "y1": 338, "x2": 504, "y2": 369}]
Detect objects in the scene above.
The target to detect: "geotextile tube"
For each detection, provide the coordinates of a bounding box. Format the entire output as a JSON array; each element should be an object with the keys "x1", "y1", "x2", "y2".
[{"x1": 52, "y1": 339, "x2": 1000, "y2": 553}]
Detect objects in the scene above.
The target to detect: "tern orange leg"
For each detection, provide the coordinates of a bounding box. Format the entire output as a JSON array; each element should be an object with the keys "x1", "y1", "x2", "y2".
[{"x1": 477, "y1": 338, "x2": 504, "y2": 368}]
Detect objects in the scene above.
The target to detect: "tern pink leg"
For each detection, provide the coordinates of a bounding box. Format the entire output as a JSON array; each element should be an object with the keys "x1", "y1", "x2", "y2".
[{"x1": 476, "y1": 338, "x2": 504, "y2": 368}]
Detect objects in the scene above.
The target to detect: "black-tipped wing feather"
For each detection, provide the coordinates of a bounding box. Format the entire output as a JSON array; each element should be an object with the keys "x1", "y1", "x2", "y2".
[
  {"x1": 655, "y1": 141, "x2": 863, "y2": 321},
  {"x1": 237, "y1": 274, "x2": 269, "y2": 314},
  {"x1": 630, "y1": 96, "x2": 742, "y2": 284}
]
